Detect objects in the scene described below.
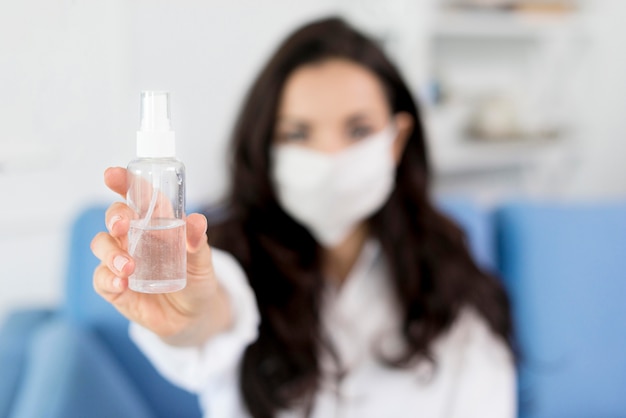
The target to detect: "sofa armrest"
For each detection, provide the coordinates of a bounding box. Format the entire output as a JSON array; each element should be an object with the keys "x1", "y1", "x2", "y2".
[
  {"x1": 0, "y1": 308, "x2": 54, "y2": 418},
  {"x1": 9, "y1": 317, "x2": 155, "y2": 418}
]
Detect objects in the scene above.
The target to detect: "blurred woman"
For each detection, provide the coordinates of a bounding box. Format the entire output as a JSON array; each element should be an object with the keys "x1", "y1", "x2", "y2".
[{"x1": 91, "y1": 17, "x2": 515, "y2": 418}]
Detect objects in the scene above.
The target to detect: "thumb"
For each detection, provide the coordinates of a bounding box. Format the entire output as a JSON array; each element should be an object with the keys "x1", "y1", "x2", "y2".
[
  {"x1": 186, "y1": 213, "x2": 209, "y2": 253},
  {"x1": 185, "y1": 213, "x2": 214, "y2": 280}
]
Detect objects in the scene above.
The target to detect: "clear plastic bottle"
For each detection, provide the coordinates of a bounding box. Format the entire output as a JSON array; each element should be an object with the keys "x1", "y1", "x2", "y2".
[{"x1": 127, "y1": 91, "x2": 186, "y2": 293}]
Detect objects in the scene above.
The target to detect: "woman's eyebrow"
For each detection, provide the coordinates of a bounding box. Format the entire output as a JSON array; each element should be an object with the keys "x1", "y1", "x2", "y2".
[{"x1": 276, "y1": 116, "x2": 310, "y2": 128}]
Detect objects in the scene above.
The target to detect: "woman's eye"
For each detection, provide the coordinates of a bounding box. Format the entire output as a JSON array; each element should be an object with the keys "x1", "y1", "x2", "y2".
[{"x1": 349, "y1": 125, "x2": 373, "y2": 140}]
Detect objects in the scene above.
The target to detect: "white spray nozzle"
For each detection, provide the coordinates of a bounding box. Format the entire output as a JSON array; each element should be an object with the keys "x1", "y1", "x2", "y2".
[
  {"x1": 140, "y1": 91, "x2": 172, "y2": 132},
  {"x1": 136, "y1": 91, "x2": 176, "y2": 158}
]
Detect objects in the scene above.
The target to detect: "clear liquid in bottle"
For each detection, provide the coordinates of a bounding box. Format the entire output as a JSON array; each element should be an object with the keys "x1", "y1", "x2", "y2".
[{"x1": 128, "y1": 218, "x2": 186, "y2": 293}]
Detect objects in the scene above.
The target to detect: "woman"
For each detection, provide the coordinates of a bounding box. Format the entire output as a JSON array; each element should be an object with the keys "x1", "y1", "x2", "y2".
[{"x1": 91, "y1": 17, "x2": 515, "y2": 417}]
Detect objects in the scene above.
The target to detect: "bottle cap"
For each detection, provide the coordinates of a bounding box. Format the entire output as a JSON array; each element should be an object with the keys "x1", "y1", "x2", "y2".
[{"x1": 136, "y1": 91, "x2": 176, "y2": 158}]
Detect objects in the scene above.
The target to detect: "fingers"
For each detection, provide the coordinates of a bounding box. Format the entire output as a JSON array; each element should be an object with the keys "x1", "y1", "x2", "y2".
[
  {"x1": 105, "y1": 202, "x2": 136, "y2": 240},
  {"x1": 93, "y1": 263, "x2": 128, "y2": 299},
  {"x1": 91, "y1": 229, "x2": 134, "y2": 302},
  {"x1": 90, "y1": 231, "x2": 135, "y2": 278},
  {"x1": 104, "y1": 167, "x2": 129, "y2": 199}
]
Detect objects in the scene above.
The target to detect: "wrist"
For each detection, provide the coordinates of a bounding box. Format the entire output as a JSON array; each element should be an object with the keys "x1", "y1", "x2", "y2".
[{"x1": 160, "y1": 282, "x2": 233, "y2": 347}]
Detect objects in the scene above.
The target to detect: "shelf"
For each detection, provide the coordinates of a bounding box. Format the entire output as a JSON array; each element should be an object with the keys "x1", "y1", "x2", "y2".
[
  {"x1": 432, "y1": 9, "x2": 583, "y2": 40},
  {"x1": 431, "y1": 136, "x2": 569, "y2": 176}
]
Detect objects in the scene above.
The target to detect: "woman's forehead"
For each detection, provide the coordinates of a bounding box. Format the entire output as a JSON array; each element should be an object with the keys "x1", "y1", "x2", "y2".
[{"x1": 277, "y1": 59, "x2": 390, "y2": 121}]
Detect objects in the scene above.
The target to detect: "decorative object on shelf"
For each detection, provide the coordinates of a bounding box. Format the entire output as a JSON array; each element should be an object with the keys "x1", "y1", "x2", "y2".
[
  {"x1": 465, "y1": 93, "x2": 523, "y2": 141},
  {"x1": 443, "y1": 0, "x2": 516, "y2": 9},
  {"x1": 441, "y1": 0, "x2": 578, "y2": 14},
  {"x1": 464, "y1": 92, "x2": 562, "y2": 142}
]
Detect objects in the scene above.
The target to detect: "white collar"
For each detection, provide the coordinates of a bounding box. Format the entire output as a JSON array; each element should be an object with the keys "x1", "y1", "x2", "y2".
[{"x1": 324, "y1": 238, "x2": 382, "y2": 303}]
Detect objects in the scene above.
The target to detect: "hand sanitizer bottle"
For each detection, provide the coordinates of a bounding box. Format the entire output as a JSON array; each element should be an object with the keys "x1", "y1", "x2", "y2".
[{"x1": 127, "y1": 91, "x2": 186, "y2": 293}]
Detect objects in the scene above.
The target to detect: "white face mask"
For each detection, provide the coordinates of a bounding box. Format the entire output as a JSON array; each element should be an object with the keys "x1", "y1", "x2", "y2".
[{"x1": 270, "y1": 125, "x2": 397, "y2": 247}]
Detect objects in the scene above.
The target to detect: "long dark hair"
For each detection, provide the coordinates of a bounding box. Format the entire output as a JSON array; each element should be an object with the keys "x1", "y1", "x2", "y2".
[{"x1": 208, "y1": 17, "x2": 514, "y2": 418}]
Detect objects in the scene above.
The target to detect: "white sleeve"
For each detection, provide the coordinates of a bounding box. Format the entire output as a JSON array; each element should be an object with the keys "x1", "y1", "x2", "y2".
[
  {"x1": 129, "y1": 248, "x2": 260, "y2": 394},
  {"x1": 449, "y1": 310, "x2": 517, "y2": 418}
]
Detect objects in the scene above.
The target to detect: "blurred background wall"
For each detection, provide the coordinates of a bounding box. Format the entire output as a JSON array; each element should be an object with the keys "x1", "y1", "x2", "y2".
[{"x1": 1, "y1": 0, "x2": 624, "y2": 321}]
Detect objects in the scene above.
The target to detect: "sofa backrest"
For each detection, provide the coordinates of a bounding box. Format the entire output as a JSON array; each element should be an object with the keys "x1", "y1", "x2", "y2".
[
  {"x1": 497, "y1": 201, "x2": 626, "y2": 418},
  {"x1": 437, "y1": 197, "x2": 496, "y2": 273}
]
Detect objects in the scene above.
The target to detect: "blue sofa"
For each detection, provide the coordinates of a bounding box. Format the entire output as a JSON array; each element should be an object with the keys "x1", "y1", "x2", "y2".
[
  {"x1": 1, "y1": 200, "x2": 625, "y2": 418},
  {"x1": 497, "y1": 202, "x2": 626, "y2": 417}
]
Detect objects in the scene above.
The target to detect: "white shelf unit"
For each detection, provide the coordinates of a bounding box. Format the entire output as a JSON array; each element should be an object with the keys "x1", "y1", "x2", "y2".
[{"x1": 425, "y1": 6, "x2": 587, "y2": 199}]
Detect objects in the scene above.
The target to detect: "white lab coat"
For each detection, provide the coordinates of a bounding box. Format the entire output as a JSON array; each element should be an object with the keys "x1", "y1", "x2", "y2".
[{"x1": 130, "y1": 240, "x2": 516, "y2": 418}]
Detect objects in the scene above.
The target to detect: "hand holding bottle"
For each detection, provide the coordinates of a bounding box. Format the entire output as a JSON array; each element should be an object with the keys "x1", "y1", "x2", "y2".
[{"x1": 91, "y1": 167, "x2": 233, "y2": 346}]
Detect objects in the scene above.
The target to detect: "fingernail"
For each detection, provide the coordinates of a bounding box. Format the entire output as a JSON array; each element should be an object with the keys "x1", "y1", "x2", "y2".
[
  {"x1": 113, "y1": 255, "x2": 129, "y2": 273},
  {"x1": 112, "y1": 277, "x2": 122, "y2": 290},
  {"x1": 108, "y1": 215, "x2": 122, "y2": 232}
]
